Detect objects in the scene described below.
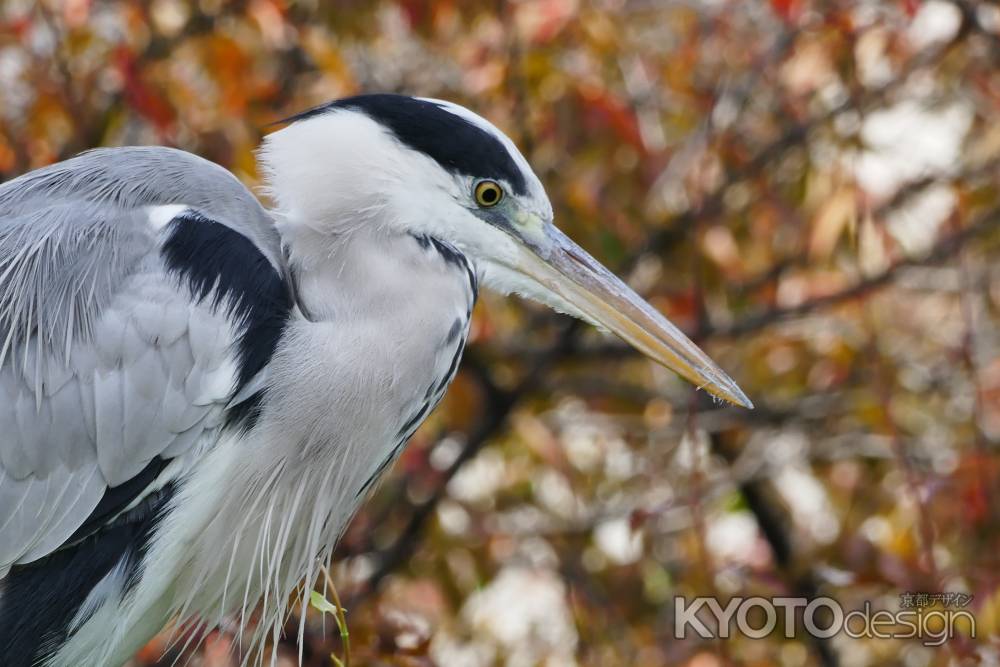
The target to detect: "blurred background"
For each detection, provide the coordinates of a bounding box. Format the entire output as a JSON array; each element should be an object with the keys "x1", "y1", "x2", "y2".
[{"x1": 2, "y1": 0, "x2": 999, "y2": 665}]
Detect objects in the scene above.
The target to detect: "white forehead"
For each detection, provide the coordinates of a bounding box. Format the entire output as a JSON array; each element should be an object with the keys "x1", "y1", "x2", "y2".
[{"x1": 420, "y1": 97, "x2": 552, "y2": 219}]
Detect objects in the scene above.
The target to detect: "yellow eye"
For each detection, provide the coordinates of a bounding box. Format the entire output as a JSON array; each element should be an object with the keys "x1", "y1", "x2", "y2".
[{"x1": 474, "y1": 180, "x2": 504, "y2": 207}]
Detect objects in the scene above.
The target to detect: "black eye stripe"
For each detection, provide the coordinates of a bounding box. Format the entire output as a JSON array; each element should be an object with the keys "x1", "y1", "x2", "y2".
[{"x1": 282, "y1": 95, "x2": 529, "y2": 196}]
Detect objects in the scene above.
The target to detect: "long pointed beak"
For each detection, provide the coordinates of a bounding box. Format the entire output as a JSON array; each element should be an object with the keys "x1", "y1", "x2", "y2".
[{"x1": 517, "y1": 226, "x2": 753, "y2": 409}]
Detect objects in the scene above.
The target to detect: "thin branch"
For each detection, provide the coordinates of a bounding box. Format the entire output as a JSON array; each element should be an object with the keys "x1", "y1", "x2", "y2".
[
  {"x1": 708, "y1": 421, "x2": 838, "y2": 667},
  {"x1": 318, "y1": 564, "x2": 351, "y2": 667},
  {"x1": 710, "y1": 206, "x2": 1000, "y2": 339}
]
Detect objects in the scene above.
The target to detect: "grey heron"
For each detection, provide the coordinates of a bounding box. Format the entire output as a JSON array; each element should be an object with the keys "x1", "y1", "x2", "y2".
[{"x1": 0, "y1": 94, "x2": 750, "y2": 666}]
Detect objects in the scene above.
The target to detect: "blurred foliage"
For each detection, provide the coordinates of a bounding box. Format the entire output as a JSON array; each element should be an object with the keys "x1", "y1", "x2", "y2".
[{"x1": 4, "y1": 0, "x2": 1000, "y2": 665}]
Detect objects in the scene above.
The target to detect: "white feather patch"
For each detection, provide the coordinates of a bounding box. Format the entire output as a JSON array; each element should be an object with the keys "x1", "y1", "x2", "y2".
[{"x1": 146, "y1": 204, "x2": 190, "y2": 232}]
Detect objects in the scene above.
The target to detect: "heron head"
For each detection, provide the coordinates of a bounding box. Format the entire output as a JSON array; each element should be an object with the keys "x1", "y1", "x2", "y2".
[{"x1": 262, "y1": 94, "x2": 751, "y2": 408}]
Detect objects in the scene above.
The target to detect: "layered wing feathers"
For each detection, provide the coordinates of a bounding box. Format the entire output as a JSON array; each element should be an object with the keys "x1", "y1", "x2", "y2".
[{"x1": 0, "y1": 148, "x2": 286, "y2": 570}]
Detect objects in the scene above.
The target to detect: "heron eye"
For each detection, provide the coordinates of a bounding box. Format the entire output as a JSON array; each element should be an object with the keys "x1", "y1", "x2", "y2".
[{"x1": 474, "y1": 180, "x2": 503, "y2": 207}]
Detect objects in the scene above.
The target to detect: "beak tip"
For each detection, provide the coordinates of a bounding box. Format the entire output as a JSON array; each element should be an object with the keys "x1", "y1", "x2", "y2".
[
  {"x1": 710, "y1": 375, "x2": 754, "y2": 410},
  {"x1": 733, "y1": 389, "x2": 754, "y2": 410}
]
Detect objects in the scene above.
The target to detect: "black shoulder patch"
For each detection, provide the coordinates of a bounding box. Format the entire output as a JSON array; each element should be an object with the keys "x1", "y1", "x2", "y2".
[
  {"x1": 283, "y1": 94, "x2": 528, "y2": 195},
  {"x1": 160, "y1": 211, "x2": 293, "y2": 429},
  {"x1": 0, "y1": 483, "x2": 175, "y2": 667}
]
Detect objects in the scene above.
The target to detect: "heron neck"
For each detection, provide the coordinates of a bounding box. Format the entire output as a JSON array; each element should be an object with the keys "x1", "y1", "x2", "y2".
[{"x1": 284, "y1": 225, "x2": 474, "y2": 322}]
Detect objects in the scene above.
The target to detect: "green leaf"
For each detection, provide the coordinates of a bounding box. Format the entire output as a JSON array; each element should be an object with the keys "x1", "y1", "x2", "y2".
[{"x1": 310, "y1": 590, "x2": 340, "y2": 616}]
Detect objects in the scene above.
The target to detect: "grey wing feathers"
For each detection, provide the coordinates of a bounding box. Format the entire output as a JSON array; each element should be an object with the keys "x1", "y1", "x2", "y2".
[
  {"x1": 0, "y1": 147, "x2": 281, "y2": 570},
  {"x1": 0, "y1": 147, "x2": 283, "y2": 269},
  {"x1": 0, "y1": 203, "x2": 151, "y2": 372}
]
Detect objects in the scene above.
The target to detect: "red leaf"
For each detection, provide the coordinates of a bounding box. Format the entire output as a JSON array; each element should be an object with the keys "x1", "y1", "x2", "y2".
[
  {"x1": 900, "y1": 0, "x2": 921, "y2": 18},
  {"x1": 114, "y1": 46, "x2": 175, "y2": 133},
  {"x1": 577, "y1": 84, "x2": 645, "y2": 153},
  {"x1": 771, "y1": 0, "x2": 802, "y2": 23}
]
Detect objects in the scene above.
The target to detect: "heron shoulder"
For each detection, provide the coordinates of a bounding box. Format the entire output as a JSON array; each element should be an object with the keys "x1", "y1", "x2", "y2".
[{"x1": 0, "y1": 146, "x2": 283, "y2": 272}]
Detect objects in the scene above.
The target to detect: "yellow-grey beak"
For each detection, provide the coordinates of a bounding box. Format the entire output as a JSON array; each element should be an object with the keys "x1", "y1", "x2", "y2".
[{"x1": 515, "y1": 224, "x2": 752, "y2": 409}]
